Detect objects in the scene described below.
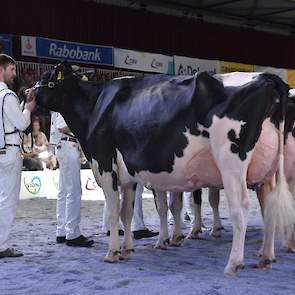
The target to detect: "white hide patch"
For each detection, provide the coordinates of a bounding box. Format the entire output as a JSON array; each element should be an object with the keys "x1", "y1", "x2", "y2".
[
  {"x1": 91, "y1": 158, "x2": 101, "y2": 186},
  {"x1": 217, "y1": 72, "x2": 261, "y2": 87},
  {"x1": 91, "y1": 158, "x2": 118, "y2": 190},
  {"x1": 209, "y1": 115, "x2": 248, "y2": 170}
]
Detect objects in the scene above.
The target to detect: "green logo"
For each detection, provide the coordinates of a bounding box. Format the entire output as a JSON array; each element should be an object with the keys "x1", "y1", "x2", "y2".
[{"x1": 24, "y1": 176, "x2": 41, "y2": 195}]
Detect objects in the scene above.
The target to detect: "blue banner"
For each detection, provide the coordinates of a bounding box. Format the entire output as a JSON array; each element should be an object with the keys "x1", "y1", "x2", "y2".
[
  {"x1": 0, "y1": 34, "x2": 12, "y2": 55},
  {"x1": 36, "y1": 37, "x2": 113, "y2": 66}
]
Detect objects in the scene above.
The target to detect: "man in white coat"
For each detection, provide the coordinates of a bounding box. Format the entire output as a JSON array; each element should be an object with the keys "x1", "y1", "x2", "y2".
[
  {"x1": 0, "y1": 54, "x2": 36, "y2": 258},
  {"x1": 50, "y1": 112, "x2": 94, "y2": 247}
]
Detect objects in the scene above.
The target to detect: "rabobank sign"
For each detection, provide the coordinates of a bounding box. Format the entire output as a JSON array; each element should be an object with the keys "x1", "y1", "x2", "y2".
[{"x1": 36, "y1": 37, "x2": 113, "y2": 66}]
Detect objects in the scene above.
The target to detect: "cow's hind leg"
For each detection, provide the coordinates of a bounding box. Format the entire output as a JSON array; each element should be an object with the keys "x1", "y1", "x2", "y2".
[
  {"x1": 154, "y1": 190, "x2": 170, "y2": 249},
  {"x1": 169, "y1": 192, "x2": 185, "y2": 246},
  {"x1": 255, "y1": 180, "x2": 276, "y2": 266},
  {"x1": 186, "y1": 190, "x2": 203, "y2": 239},
  {"x1": 223, "y1": 178, "x2": 249, "y2": 276},
  {"x1": 284, "y1": 180, "x2": 295, "y2": 253},
  {"x1": 120, "y1": 185, "x2": 135, "y2": 259},
  {"x1": 209, "y1": 188, "x2": 224, "y2": 238}
]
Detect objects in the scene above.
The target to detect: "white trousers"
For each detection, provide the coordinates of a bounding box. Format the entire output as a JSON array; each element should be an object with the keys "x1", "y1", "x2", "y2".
[
  {"x1": 102, "y1": 183, "x2": 147, "y2": 232},
  {"x1": 56, "y1": 142, "x2": 82, "y2": 240},
  {"x1": 0, "y1": 147, "x2": 22, "y2": 251}
]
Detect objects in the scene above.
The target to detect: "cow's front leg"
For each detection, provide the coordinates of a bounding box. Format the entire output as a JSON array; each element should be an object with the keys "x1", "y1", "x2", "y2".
[
  {"x1": 99, "y1": 172, "x2": 121, "y2": 263},
  {"x1": 120, "y1": 185, "x2": 135, "y2": 260},
  {"x1": 169, "y1": 192, "x2": 184, "y2": 246},
  {"x1": 154, "y1": 190, "x2": 170, "y2": 249},
  {"x1": 209, "y1": 188, "x2": 224, "y2": 238},
  {"x1": 186, "y1": 190, "x2": 203, "y2": 239}
]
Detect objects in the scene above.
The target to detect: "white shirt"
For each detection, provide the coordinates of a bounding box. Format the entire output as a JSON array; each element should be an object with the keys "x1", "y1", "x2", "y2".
[
  {"x1": 0, "y1": 81, "x2": 31, "y2": 146},
  {"x1": 50, "y1": 112, "x2": 74, "y2": 145}
]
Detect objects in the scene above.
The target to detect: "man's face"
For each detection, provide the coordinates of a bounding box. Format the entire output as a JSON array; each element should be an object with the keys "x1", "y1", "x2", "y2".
[{"x1": 1, "y1": 63, "x2": 16, "y2": 86}]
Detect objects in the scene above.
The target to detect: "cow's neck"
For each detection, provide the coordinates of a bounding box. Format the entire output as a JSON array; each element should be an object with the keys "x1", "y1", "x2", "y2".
[{"x1": 59, "y1": 81, "x2": 94, "y2": 159}]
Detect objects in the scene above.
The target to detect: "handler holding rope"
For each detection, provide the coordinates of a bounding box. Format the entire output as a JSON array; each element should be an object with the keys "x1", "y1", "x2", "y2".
[{"x1": 0, "y1": 54, "x2": 36, "y2": 258}]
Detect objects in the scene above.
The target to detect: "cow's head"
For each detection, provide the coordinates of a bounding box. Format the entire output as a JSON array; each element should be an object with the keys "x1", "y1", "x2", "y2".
[{"x1": 34, "y1": 61, "x2": 76, "y2": 111}]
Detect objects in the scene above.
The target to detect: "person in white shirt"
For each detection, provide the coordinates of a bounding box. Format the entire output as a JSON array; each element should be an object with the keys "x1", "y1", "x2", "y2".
[
  {"x1": 0, "y1": 54, "x2": 36, "y2": 258},
  {"x1": 50, "y1": 112, "x2": 94, "y2": 247}
]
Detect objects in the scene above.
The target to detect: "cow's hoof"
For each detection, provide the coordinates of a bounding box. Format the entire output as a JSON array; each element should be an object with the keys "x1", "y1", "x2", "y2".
[
  {"x1": 255, "y1": 258, "x2": 273, "y2": 269},
  {"x1": 119, "y1": 248, "x2": 134, "y2": 260},
  {"x1": 104, "y1": 250, "x2": 121, "y2": 263},
  {"x1": 185, "y1": 230, "x2": 201, "y2": 240},
  {"x1": 154, "y1": 238, "x2": 170, "y2": 250},
  {"x1": 170, "y1": 234, "x2": 185, "y2": 247},
  {"x1": 210, "y1": 227, "x2": 224, "y2": 238},
  {"x1": 224, "y1": 263, "x2": 245, "y2": 276}
]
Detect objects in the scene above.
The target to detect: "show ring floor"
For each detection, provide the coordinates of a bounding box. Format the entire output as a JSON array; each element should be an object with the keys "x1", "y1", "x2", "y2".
[{"x1": 1, "y1": 190, "x2": 295, "y2": 295}]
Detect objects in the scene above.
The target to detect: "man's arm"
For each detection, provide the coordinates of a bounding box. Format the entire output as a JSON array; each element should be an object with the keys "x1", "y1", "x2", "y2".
[
  {"x1": 3, "y1": 89, "x2": 36, "y2": 131},
  {"x1": 3, "y1": 94, "x2": 31, "y2": 131}
]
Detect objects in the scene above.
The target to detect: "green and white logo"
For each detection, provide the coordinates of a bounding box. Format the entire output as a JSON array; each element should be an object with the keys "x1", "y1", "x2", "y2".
[{"x1": 23, "y1": 176, "x2": 41, "y2": 195}]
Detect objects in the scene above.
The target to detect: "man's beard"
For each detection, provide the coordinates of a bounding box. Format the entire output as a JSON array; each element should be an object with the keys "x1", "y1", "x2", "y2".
[{"x1": 4, "y1": 76, "x2": 15, "y2": 90}]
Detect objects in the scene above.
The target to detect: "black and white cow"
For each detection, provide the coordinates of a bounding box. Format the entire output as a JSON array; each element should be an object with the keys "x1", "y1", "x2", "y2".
[{"x1": 33, "y1": 62, "x2": 295, "y2": 275}]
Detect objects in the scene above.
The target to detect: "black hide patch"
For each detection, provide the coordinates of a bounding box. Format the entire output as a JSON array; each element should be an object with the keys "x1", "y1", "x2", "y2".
[
  {"x1": 111, "y1": 171, "x2": 118, "y2": 191},
  {"x1": 193, "y1": 189, "x2": 202, "y2": 205}
]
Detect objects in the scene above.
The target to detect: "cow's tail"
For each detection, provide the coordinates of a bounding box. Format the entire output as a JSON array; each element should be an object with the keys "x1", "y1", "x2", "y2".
[{"x1": 263, "y1": 76, "x2": 295, "y2": 242}]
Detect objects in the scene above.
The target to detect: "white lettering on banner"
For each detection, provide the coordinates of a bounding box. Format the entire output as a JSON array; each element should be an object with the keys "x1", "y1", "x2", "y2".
[
  {"x1": 124, "y1": 55, "x2": 137, "y2": 65},
  {"x1": 49, "y1": 43, "x2": 101, "y2": 62}
]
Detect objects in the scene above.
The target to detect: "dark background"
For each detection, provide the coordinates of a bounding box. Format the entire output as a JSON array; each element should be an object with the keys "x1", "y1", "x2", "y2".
[{"x1": 1, "y1": 0, "x2": 294, "y2": 69}]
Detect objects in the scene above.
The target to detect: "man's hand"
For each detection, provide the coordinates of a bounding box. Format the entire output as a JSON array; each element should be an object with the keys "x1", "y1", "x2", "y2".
[{"x1": 25, "y1": 88, "x2": 36, "y2": 112}]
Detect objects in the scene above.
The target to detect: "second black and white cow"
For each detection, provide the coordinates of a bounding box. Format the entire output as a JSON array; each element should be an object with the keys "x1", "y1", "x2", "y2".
[{"x1": 33, "y1": 62, "x2": 294, "y2": 275}]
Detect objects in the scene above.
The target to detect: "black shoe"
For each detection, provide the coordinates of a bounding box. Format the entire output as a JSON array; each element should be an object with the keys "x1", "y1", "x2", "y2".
[
  {"x1": 66, "y1": 235, "x2": 94, "y2": 247},
  {"x1": 133, "y1": 229, "x2": 159, "y2": 240},
  {"x1": 0, "y1": 248, "x2": 23, "y2": 258},
  {"x1": 106, "y1": 229, "x2": 124, "y2": 236},
  {"x1": 56, "y1": 236, "x2": 66, "y2": 244}
]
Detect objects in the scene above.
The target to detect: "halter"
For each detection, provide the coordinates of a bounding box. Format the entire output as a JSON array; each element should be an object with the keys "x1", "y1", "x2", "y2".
[{"x1": 28, "y1": 71, "x2": 85, "y2": 94}]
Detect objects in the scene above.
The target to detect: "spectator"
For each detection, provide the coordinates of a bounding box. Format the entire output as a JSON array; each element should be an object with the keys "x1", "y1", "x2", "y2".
[{"x1": 21, "y1": 134, "x2": 43, "y2": 171}]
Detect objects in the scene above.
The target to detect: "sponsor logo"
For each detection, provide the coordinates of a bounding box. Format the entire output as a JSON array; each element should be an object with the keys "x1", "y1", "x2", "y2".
[
  {"x1": 49, "y1": 43, "x2": 102, "y2": 62},
  {"x1": 21, "y1": 36, "x2": 36, "y2": 56},
  {"x1": 25, "y1": 38, "x2": 33, "y2": 50},
  {"x1": 177, "y1": 64, "x2": 216, "y2": 75},
  {"x1": 151, "y1": 58, "x2": 163, "y2": 69},
  {"x1": 85, "y1": 177, "x2": 98, "y2": 190},
  {"x1": 23, "y1": 176, "x2": 41, "y2": 195},
  {"x1": 124, "y1": 55, "x2": 137, "y2": 65}
]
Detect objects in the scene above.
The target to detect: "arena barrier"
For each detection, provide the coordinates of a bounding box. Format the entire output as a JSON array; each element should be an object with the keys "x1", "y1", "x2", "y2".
[{"x1": 20, "y1": 169, "x2": 153, "y2": 200}]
